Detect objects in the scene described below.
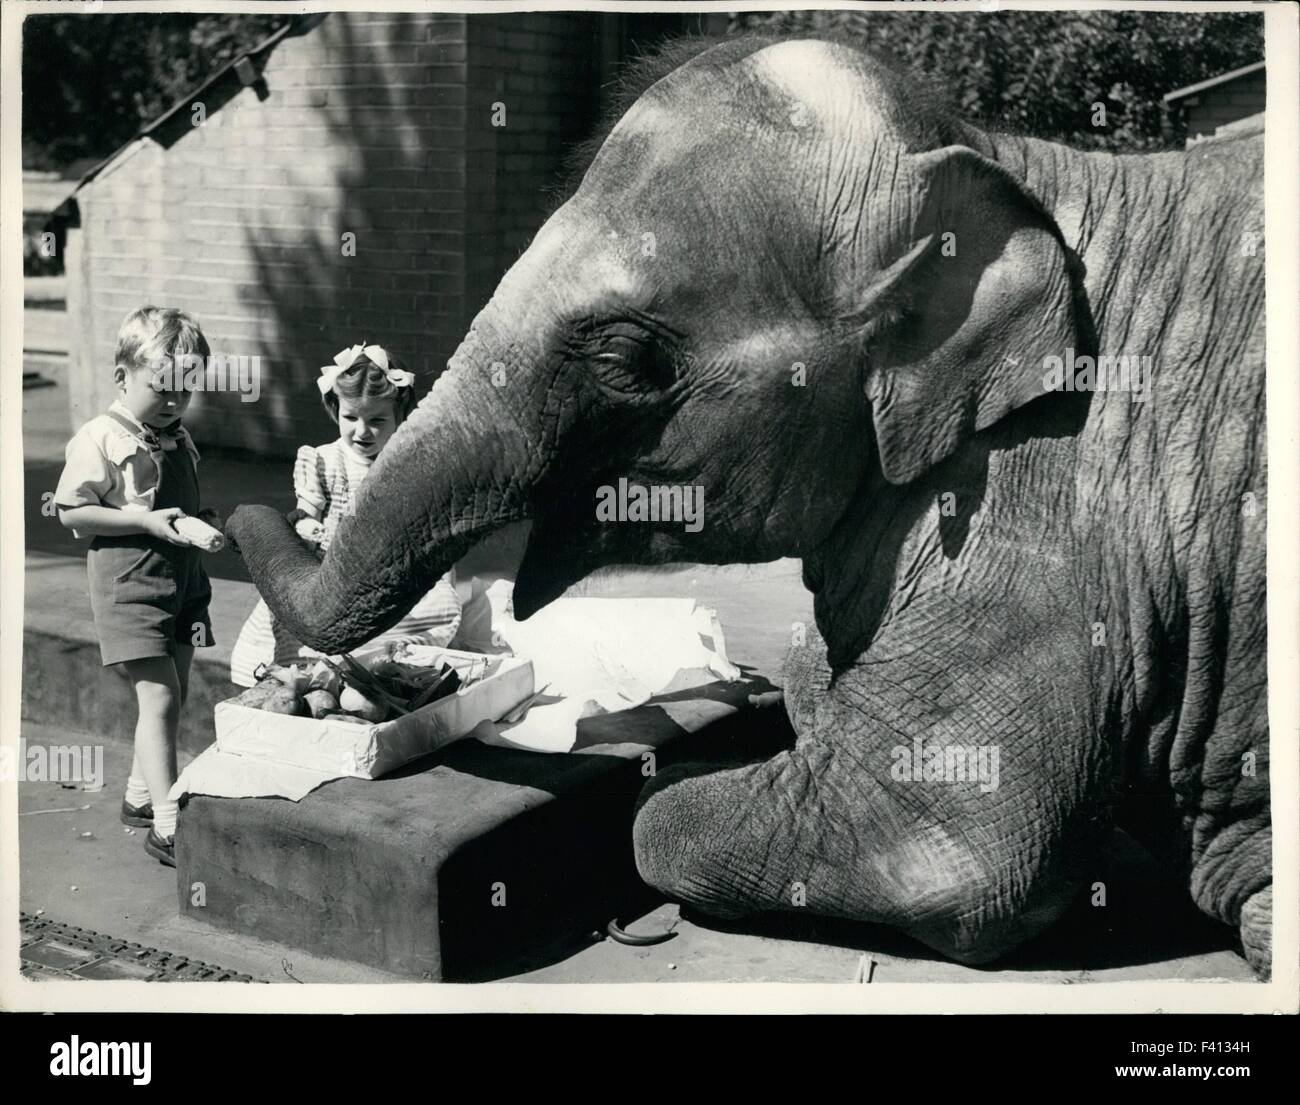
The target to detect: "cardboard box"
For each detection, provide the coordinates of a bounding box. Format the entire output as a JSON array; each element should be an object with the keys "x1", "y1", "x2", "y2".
[{"x1": 213, "y1": 655, "x2": 534, "y2": 779}]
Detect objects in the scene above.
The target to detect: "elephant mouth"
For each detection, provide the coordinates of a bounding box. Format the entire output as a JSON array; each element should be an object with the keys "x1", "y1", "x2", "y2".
[
  {"x1": 513, "y1": 546, "x2": 572, "y2": 620},
  {"x1": 511, "y1": 492, "x2": 603, "y2": 620},
  {"x1": 510, "y1": 478, "x2": 710, "y2": 620}
]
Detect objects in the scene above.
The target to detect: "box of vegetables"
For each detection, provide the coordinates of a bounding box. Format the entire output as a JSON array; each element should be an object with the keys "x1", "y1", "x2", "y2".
[{"x1": 214, "y1": 647, "x2": 535, "y2": 778}]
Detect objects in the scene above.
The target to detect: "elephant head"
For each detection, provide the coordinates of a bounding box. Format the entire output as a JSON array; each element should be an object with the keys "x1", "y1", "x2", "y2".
[{"x1": 230, "y1": 36, "x2": 1087, "y2": 653}]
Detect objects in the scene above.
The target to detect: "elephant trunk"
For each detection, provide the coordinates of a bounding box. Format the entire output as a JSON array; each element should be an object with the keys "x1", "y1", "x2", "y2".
[{"x1": 227, "y1": 316, "x2": 539, "y2": 654}]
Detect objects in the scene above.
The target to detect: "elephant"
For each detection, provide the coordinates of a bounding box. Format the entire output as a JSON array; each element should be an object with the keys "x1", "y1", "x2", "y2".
[{"x1": 228, "y1": 34, "x2": 1270, "y2": 976}]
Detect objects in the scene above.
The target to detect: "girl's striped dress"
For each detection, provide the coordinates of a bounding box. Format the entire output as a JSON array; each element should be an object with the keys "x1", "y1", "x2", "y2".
[{"x1": 229, "y1": 439, "x2": 464, "y2": 686}]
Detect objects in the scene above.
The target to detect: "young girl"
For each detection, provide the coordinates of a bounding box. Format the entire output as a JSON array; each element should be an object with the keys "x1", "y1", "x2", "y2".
[{"x1": 230, "y1": 343, "x2": 471, "y2": 684}]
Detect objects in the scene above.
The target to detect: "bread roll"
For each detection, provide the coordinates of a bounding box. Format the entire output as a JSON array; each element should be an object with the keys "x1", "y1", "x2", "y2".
[{"x1": 174, "y1": 515, "x2": 225, "y2": 552}]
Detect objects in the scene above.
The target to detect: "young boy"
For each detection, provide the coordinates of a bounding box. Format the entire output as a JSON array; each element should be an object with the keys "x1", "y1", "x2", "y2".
[{"x1": 55, "y1": 307, "x2": 219, "y2": 868}]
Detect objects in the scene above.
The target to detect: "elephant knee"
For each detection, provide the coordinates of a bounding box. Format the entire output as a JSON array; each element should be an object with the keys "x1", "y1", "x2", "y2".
[
  {"x1": 631, "y1": 774, "x2": 669, "y2": 887},
  {"x1": 632, "y1": 765, "x2": 751, "y2": 918},
  {"x1": 632, "y1": 765, "x2": 704, "y2": 892}
]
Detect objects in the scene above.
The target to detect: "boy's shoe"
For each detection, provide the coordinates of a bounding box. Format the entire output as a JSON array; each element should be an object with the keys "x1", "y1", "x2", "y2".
[
  {"x1": 120, "y1": 798, "x2": 154, "y2": 827},
  {"x1": 143, "y1": 829, "x2": 175, "y2": 868}
]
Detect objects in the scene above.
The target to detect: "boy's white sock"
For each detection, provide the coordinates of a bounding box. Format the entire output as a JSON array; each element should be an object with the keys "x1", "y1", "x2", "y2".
[
  {"x1": 152, "y1": 800, "x2": 179, "y2": 841},
  {"x1": 125, "y1": 775, "x2": 152, "y2": 807}
]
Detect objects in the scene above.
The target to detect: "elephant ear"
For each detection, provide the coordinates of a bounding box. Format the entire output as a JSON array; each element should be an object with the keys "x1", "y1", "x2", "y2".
[{"x1": 856, "y1": 145, "x2": 1086, "y2": 485}]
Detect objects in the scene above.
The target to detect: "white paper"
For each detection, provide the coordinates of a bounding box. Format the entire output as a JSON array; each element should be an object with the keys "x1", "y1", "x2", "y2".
[
  {"x1": 477, "y1": 596, "x2": 740, "y2": 753},
  {"x1": 170, "y1": 745, "x2": 337, "y2": 803}
]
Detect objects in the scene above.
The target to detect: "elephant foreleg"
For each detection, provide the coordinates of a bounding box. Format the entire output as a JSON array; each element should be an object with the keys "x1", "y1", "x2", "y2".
[
  {"x1": 632, "y1": 731, "x2": 1096, "y2": 965},
  {"x1": 635, "y1": 534, "x2": 1111, "y2": 963}
]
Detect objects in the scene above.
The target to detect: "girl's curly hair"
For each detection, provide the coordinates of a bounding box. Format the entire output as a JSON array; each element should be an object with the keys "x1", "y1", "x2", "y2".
[{"x1": 321, "y1": 351, "x2": 416, "y2": 423}]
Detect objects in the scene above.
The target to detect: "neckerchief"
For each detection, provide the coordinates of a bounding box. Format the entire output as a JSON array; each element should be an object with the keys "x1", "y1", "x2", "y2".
[{"x1": 106, "y1": 406, "x2": 189, "y2": 453}]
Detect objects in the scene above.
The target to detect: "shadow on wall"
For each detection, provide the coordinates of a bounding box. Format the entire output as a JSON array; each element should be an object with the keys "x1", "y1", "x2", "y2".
[
  {"x1": 240, "y1": 13, "x2": 456, "y2": 458},
  {"x1": 235, "y1": 12, "x2": 616, "y2": 463}
]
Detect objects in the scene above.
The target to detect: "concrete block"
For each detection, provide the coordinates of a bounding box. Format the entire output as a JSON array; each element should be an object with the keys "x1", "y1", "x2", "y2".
[{"x1": 176, "y1": 679, "x2": 780, "y2": 980}]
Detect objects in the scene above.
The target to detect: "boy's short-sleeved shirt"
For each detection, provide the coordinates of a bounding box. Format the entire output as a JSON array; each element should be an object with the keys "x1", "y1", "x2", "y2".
[{"x1": 55, "y1": 399, "x2": 201, "y2": 538}]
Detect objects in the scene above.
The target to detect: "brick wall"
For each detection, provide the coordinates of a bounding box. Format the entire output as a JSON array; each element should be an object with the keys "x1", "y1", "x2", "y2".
[
  {"x1": 67, "y1": 10, "x2": 607, "y2": 458},
  {"x1": 464, "y1": 13, "x2": 600, "y2": 317}
]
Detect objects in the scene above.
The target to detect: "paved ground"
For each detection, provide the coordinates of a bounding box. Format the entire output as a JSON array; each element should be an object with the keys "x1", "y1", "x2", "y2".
[
  {"x1": 18, "y1": 717, "x2": 1252, "y2": 985},
  {"x1": 17, "y1": 297, "x2": 1255, "y2": 986},
  {"x1": 18, "y1": 711, "x2": 1254, "y2": 985},
  {"x1": 19, "y1": 722, "x2": 410, "y2": 984}
]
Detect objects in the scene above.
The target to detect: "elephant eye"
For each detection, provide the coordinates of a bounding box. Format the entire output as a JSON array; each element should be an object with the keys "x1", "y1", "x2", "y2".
[{"x1": 583, "y1": 324, "x2": 677, "y2": 394}]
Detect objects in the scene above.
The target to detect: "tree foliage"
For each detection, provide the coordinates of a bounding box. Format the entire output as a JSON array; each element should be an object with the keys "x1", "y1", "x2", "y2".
[
  {"x1": 734, "y1": 8, "x2": 1263, "y2": 151},
  {"x1": 23, "y1": 14, "x2": 288, "y2": 171},
  {"x1": 22, "y1": 9, "x2": 1264, "y2": 173}
]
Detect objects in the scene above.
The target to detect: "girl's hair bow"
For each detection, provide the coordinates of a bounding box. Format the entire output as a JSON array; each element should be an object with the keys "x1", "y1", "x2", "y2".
[{"x1": 317, "y1": 343, "x2": 415, "y2": 395}]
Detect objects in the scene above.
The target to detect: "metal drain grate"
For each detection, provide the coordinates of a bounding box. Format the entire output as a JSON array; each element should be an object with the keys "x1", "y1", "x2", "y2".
[{"x1": 20, "y1": 913, "x2": 263, "y2": 982}]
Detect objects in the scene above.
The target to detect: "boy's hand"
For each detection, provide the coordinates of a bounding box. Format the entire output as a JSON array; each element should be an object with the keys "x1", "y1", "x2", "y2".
[{"x1": 143, "y1": 507, "x2": 188, "y2": 546}]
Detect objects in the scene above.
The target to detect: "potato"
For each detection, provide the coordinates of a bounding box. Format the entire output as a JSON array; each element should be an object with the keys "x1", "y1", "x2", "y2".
[
  {"x1": 260, "y1": 687, "x2": 308, "y2": 716},
  {"x1": 339, "y1": 685, "x2": 387, "y2": 722},
  {"x1": 303, "y1": 689, "x2": 339, "y2": 719},
  {"x1": 234, "y1": 678, "x2": 281, "y2": 709}
]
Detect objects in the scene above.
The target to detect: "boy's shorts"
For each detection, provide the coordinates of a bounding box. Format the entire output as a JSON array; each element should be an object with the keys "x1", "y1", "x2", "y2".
[{"x1": 87, "y1": 536, "x2": 214, "y2": 666}]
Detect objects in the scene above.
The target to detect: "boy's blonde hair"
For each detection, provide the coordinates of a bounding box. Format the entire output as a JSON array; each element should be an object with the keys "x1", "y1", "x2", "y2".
[{"x1": 115, "y1": 306, "x2": 210, "y2": 375}]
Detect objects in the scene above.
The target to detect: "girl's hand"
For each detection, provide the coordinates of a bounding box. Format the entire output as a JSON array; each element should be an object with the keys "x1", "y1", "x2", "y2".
[
  {"x1": 143, "y1": 507, "x2": 188, "y2": 546},
  {"x1": 293, "y1": 514, "x2": 327, "y2": 550}
]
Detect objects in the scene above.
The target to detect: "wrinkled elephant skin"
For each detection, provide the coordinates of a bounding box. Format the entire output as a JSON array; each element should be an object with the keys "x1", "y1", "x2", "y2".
[{"x1": 228, "y1": 36, "x2": 1271, "y2": 976}]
